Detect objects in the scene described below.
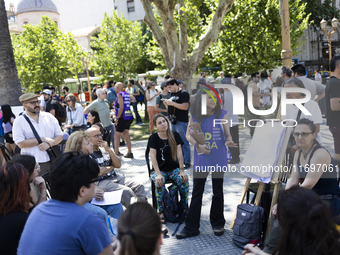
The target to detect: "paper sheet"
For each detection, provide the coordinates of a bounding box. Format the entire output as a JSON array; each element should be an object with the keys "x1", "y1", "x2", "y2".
[{"x1": 91, "y1": 190, "x2": 123, "y2": 205}]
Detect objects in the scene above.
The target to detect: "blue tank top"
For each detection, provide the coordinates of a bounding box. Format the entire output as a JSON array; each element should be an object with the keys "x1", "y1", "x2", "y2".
[
  {"x1": 114, "y1": 91, "x2": 134, "y2": 120},
  {"x1": 192, "y1": 109, "x2": 228, "y2": 172},
  {"x1": 297, "y1": 144, "x2": 340, "y2": 196}
]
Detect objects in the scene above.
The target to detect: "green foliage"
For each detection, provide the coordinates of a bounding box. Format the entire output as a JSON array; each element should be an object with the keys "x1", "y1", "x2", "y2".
[
  {"x1": 11, "y1": 16, "x2": 84, "y2": 92},
  {"x1": 90, "y1": 11, "x2": 143, "y2": 81},
  {"x1": 199, "y1": 0, "x2": 309, "y2": 75},
  {"x1": 302, "y1": 0, "x2": 340, "y2": 31}
]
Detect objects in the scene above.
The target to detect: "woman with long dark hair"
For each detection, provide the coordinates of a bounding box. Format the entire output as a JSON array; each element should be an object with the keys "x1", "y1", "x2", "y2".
[
  {"x1": 1, "y1": 104, "x2": 16, "y2": 154},
  {"x1": 87, "y1": 110, "x2": 105, "y2": 135},
  {"x1": 176, "y1": 88, "x2": 236, "y2": 239},
  {"x1": 117, "y1": 202, "x2": 163, "y2": 255},
  {"x1": 0, "y1": 162, "x2": 31, "y2": 255},
  {"x1": 148, "y1": 113, "x2": 189, "y2": 223},
  {"x1": 243, "y1": 186, "x2": 340, "y2": 255},
  {"x1": 261, "y1": 118, "x2": 340, "y2": 254}
]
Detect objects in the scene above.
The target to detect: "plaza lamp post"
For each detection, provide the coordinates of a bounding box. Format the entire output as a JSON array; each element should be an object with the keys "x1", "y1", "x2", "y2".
[
  {"x1": 81, "y1": 52, "x2": 93, "y2": 103},
  {"x1": 320, "y1": 17, "x2": 339, "y2": 69}
]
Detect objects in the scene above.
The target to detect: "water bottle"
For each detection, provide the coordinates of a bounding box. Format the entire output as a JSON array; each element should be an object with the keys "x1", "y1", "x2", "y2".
[{"x1": 226, "y1": 146, "x2": 232, "y2": 161}]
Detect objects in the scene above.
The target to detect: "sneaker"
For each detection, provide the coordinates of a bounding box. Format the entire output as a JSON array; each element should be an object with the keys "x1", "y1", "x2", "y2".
[
  {"x1": 120, "y1": 141, "x2": 126, "y2": 146},
  {"x1": 124, "y1": 152, "x2": 134, "y2": 159},
  {"x1": 213, "y1": 227, "x2": 225, "y2": 236},
  {"x1": 137, "y1": 122, "x2": 144, "y2": 126},
  {"x1": 176, "y1": 229, "x2": 200, "y2": 239}
]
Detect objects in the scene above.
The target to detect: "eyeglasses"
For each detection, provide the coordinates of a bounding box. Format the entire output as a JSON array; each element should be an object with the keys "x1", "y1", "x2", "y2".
[
  {"x1": 256, "y1": 76, "x2": 260, "y2": 78},
  {"x1": 87, "y1": 177, "x2": 100, "y2": 186},
  {"x1": 293, "y1": 132, "x2": 313, "y2": 138},
  {"x1": 92, "y1": 134, "x2": 103, "y2": 138},
  {"x1": 25, "y1": 100, "x2": 41, "y2": 105}
]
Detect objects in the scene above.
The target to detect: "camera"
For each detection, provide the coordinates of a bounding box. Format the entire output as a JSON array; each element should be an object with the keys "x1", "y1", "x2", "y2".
[{"x1": 169, "y1": 115, "x2": 177, "y2": 125}]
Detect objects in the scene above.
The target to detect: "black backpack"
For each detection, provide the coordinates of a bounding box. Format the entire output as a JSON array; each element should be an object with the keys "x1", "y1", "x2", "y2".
[
  {"x1": 54, "y1": 100, "x2": 67, "y2": 123},
  {"x1": 232, "y1": 204, "x2": 265, "y2": 248},
  {"x1": 163, "y1": 184, "x2": 186, "y2": 223}
]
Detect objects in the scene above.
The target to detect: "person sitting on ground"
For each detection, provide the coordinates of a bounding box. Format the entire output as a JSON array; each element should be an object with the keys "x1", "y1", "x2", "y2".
[
  {"x1": 147, "y1": 114, "x2": 189, "y2": 223},
  {"x1": 65, "y1": 131, "x2": 123, "y2": 220},
  {"x1": 243, "y1": 186, "x2": 340, "y2": 255},
  {"x1": 117, "y1": 202, "x2": 163, "y2": 255},
  {"x1": 0, "y1": 162, "x2": 31, "y2": 255},
  {"x1": 11, "y1": 154, "x2": 46, "y2": 210},
  {"x1": 18, "y1": 153, "x2": 113, "y2": 255},
  {"x1": 262, "y1": 118, "x2": 340, "y2": 254}
]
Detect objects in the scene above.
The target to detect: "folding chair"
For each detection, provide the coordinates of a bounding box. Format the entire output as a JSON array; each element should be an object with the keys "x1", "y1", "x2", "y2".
[
  {"x1": 145, "y1": 146, "x2": 175, "y2": 210},
  {"x1": 41, "y1": 172, "x2": 52, "y2": 199},
  {"x1": 0, "y1": 142, "x2": 12, "y2": 165}
]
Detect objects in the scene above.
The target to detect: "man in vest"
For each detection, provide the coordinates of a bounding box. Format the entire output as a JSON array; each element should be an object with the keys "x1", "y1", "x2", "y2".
[{"x1": 114, "y1": 82, "x2": 135, "y2": 158}]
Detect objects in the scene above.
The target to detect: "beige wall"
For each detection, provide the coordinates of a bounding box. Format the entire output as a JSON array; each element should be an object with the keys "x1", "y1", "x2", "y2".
[{"x1": 17, "y1": 11, "x2": 60, "y2": 29}]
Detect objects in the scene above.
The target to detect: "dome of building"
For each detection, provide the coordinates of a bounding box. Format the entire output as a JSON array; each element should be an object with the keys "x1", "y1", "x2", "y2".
[{"x1": 17, "y1": 0, "x2": 58, "y2": 14}]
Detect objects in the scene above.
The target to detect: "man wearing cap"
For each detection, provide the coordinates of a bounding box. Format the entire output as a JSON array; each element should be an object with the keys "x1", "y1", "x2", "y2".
[
  {"x1": 291, "y1": 64, "x2": 325, "y2": 102},
  {"x1": 13, "y1": 93, "x2": 63, "y2": 174},
  {"x1": 43, "y1": 89, "x2": 61, "y2": 126},
  {"x1": 155, "y1": 82, "x2": 171, "y2": 116}
]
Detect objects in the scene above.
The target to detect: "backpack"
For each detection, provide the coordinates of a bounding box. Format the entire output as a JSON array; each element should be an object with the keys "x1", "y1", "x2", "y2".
[
  {"x1": 106, "y1": 87, "x2": 117, "y2": 106},
  {"x1": 232, "y1": 204, "x2": 265, "y2": 248},
  {"x1": 163, "y1": 184, "x2": 186, "y2": 223},
  {"x1": 54, "y1": 100, "x2": 67, "y2": 123}
]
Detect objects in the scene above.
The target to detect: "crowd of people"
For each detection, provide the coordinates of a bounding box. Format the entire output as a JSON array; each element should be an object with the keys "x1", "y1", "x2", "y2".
[{"x1": 1, "y1": 57, "x2": 340, "y2": 254}]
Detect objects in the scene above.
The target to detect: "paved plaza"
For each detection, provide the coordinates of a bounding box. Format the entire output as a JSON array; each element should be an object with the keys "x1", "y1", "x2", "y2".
[{"x1": 115, "y1": 120, "x2": 335, "y2": 255}]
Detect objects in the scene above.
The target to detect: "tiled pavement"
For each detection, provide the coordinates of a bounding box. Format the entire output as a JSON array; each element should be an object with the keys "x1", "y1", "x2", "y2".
[{"x1": 116, "y1": 121, "x2": 335, "y2": 255}]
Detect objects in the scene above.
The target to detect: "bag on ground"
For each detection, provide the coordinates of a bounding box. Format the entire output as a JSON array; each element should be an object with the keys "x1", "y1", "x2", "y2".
[
  {"x1": 232, "y1": 203, "x2": 264, "y2": 248},
  {"x1": 163, "y1": 184, "x2": 185, "y2": 223}
]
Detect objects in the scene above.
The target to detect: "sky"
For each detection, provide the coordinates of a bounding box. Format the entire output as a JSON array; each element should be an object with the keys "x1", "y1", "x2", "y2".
[{"x1": 5, "y1": 0, "x2": 19, "y2": 10}]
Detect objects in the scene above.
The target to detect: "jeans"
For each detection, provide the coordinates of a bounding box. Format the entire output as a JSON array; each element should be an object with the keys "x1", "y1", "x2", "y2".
[
  {"x1": 105, "y1": 125, "x2": 115, "y2": 148},
  {"x1": 150, "y1": 168, "x2": 189, "y2": 212},
  {"x1": 132, "y1": 102, "x2": 142, "y2": 123},
  {"x1": 99, "y1": 203, "x2": 124, "y2": 220},
  {"x1": 183, "y1": 171, "x2": 225, "y2": 234},
  {"x1": 171, "y1": 120, "x2": 190, "y2": 165}
]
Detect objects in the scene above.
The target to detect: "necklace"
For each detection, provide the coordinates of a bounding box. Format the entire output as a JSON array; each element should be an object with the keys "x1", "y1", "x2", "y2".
[{"x1": 301, "y1": 143, "x2": 315, "y2": 160}]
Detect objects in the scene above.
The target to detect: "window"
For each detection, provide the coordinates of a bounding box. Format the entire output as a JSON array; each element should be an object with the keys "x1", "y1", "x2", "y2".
[
  {"x1": 127, "y1": 0, "x2": 135, "y2": 12},
  {"x1": 23, "y1": 21, "x2": 28, "y2": 25}
]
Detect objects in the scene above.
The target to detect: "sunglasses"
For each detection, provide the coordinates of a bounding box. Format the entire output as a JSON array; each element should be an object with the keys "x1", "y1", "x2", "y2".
[{"x1": 293, "y1": 132, "x2": 313, "y2": 138}]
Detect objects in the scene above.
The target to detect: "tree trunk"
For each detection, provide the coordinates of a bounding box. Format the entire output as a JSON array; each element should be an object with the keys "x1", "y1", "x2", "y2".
[
  {"x1": 0, "y1": 0, "x2": 22, "y2": 106},
  {"x1": 141, "y1": 0, "x2": 234, "y2": 94}
]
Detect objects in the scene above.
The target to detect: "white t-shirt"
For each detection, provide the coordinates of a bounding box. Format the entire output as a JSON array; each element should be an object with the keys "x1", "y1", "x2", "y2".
[
  {"x1": 223, "y1": 91, "x2": 239, "y2": 127},
  {"x1": 147, "y1": 89, "x2": 158, "y2": 107}
]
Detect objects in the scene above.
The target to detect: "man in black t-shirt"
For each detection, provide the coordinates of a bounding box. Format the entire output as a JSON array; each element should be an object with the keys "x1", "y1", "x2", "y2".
[
  {"x1": 163, "y1": 78, "x2": 190, "y2": 169},
  {"x1": 326, "y1": 56, "x2": 340, "y2": 161},
  {"x1": 43, "y1": 89, "x2": 60, "y2": 126}
]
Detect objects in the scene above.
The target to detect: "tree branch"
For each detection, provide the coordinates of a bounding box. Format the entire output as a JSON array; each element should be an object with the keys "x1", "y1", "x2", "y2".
[
  {"x1": 188, "y1": 0, "x2": 234, "y2": 73},
  {"x1": 141, "y1": 0, "x2": 171, "y2": 67},
  {"x1": 179, "y1": 0, "x2": 189, "y2": 59}
]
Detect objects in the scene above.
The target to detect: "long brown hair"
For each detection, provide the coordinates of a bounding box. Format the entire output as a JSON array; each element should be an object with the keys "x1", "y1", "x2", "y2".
[
  {"x1": 153, "y1": 114, "x2": 177, "y2": 161},
  {"x1": 118, "y1": 202, "x2": 161, "y2": 255},
  {"x1": 65, "y1": 93, "x2": 77, "y2": 109},
  {"x1": 0, "y1": 162, "x2": 30, "y2": 215}
]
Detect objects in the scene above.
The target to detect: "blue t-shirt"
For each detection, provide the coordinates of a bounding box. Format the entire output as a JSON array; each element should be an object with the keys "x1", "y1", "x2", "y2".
[{"x1": 18, "y1": 199, "x2": 111, "y2": 255}]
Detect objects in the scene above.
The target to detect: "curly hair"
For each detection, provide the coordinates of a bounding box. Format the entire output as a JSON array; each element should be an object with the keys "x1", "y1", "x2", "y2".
[{"x1": 64, "y1": 131, "x2": 89, "y2": 153}]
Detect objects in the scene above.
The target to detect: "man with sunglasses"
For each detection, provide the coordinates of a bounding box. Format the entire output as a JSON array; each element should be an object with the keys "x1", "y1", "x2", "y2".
[{"x1": 13, "y1": 93, "x2": 63, "y2": 175}]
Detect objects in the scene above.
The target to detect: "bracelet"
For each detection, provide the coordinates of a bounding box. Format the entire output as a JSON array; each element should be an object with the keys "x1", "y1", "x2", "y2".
[
  {"x1": 39, "y1": 192, "x2": 46, "y2": 198},
  {"x1": 180, "y1": 167, "x2": 184, "y2": 170}
]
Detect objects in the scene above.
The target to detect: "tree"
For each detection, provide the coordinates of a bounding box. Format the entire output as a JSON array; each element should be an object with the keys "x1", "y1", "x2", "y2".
[
  {"x1": 302, "y1": 0, "x2": 340, "y2": 31},
  {"x1": 90, "y1": 11, "x2": 143, "y2": 82},
  {"x1": 200, "y1": 0, "x2": 309, "y2": 74},
  {"x1": 140, "y1": 0, "x2": 234, "y2": 90},
  {"x1": 11, "y1": 16, "x2": 84, "y2": 92},
  {"x1": 0, "y1": 0, "x2": 22, "y2": 106}
]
